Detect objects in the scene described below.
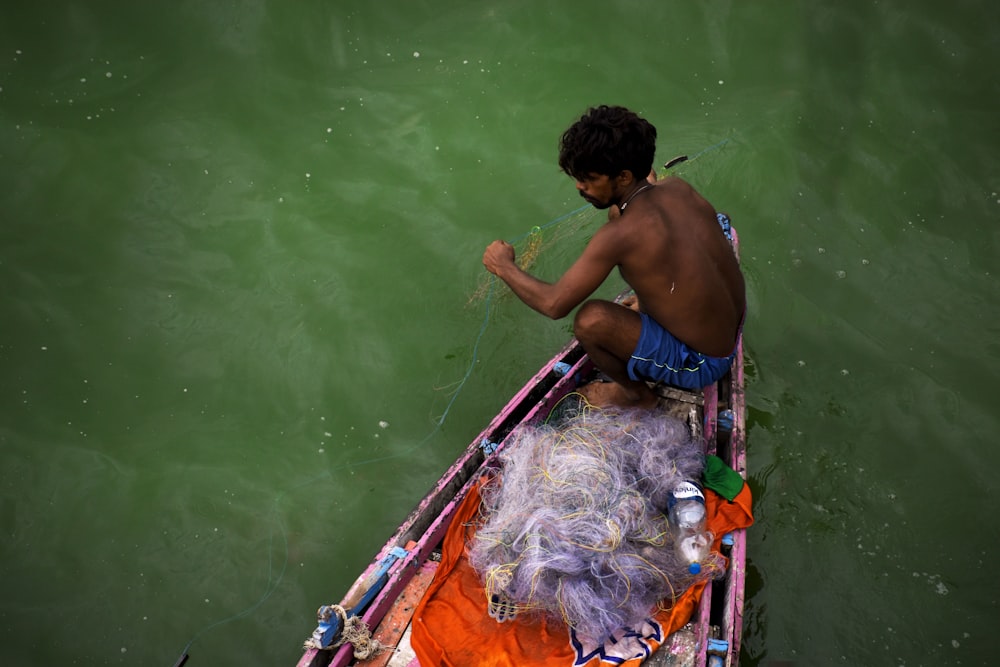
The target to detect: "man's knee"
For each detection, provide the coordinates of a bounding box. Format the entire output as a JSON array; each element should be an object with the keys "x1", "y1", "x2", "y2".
[{"x1": 573, "y1": 300, "x2": 613, "y2": 340}]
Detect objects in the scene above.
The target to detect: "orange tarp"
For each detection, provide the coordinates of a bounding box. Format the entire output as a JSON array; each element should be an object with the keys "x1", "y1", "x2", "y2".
[{"x1": 411, "y1": 480, "x2": 753, "y2": 667}]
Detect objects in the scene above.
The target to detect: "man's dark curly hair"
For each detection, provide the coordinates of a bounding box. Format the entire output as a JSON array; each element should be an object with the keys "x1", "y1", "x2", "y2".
[{"x1": 558, "y1": 105, "x2": 657, "y2": 181}]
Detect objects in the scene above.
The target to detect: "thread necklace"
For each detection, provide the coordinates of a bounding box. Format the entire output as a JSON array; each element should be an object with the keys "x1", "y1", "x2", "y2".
[{"x1": 619, "y1": 183, "x2": 654, "y2": 212}]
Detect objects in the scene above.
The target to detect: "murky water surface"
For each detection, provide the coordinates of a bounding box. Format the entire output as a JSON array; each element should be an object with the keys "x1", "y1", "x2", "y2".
[{"x1": 2, "y1": 2, "x2": 998, "y2": 665}]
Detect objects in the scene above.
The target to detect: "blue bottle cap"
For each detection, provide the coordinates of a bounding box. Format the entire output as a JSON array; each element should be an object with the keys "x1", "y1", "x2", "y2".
[{"x1": 688, "y1": 562, "x2": 701, "y2": 575}]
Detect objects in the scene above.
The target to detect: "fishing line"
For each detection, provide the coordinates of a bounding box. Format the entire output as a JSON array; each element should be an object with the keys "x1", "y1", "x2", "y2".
[
  {"x1": 170, "y1": 137, "x2": 730, "y2": 665},
  {"x1": 168, "y1": 207, "x2": 587, "y2": 667}
]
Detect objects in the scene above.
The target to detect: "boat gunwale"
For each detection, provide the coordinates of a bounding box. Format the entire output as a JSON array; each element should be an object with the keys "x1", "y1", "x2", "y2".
[
  {"x1": 298, "y1": 342, "x2": 588, "y2": 667},
  {"x1": 300, "y1": 226, "x2": 748, "y2": 667}
]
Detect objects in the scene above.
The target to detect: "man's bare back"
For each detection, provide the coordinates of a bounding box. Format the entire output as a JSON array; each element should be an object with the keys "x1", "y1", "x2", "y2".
[{"x1": 602, "y1": 176, "x2": 744, "y2": 358}]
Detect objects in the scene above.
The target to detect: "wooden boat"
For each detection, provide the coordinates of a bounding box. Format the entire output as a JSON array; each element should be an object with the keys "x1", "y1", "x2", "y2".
[{"x1": 295, "y1": 229, "x2": 748, "y2": 667}]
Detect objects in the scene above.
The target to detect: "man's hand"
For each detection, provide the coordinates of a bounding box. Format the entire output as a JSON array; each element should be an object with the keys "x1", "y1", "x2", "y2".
[
  {"x1": 483, "y1": 240, "x2": 516, "y2": 276},
  {"x1": 621, "y1": 293, "x2": 641, "y2": 312}
]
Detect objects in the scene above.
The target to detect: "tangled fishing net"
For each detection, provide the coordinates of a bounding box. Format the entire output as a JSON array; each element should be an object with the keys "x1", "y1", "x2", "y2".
[
  {"x1": 468, "y1": 206, "x2": 601, "y2": 306},
  {"x1": 467, "y1": 404, "x2": 723, "y2": 642}
]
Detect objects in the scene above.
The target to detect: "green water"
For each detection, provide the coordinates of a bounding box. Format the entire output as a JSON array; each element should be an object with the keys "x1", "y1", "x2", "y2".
[{"x1": 2, "y1": 1, "x2": 998, "y2": 665}]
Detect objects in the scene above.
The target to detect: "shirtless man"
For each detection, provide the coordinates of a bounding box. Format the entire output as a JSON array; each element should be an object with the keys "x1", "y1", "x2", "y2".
[{"x1": 482, "y1": 105, "x2": 745, "y2": 409}]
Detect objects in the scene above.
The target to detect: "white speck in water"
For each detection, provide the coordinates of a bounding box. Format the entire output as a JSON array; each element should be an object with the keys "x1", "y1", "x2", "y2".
[
  {"x1": 862, "y1": 258, "x2": 870, "y2": 265},
  {"x1": 951, "y1": 639, "x2": 960, "y2": 648},
  {"x1": 106, "y1": 71, "x2": 112, "y2": 78},
  {"x1": 80, "y1": 77, "x2": 86, "y2": 83},
  {"x1": 835, "y1": 270, "x2": 846, "y2": 279},
  {"x1": 323, "y1": 431, "x2": 332, "y2": 437},
  {"x1": 318, "y1": 448, "x2": 325, "y2": 453},
  {"x1": 278, "y1": 196, "x2": 284, "y2": 203},
  {"x1": 121, "y1": 647, "x2": 127, "y2": 654},
  {"x1": 16, "y1": 49, "x2": 23, "y2": 55},
  {"x1": 413, "y1": 51, "x2": 420, "y2": 58},
  {"x1": 379, "y1": 420, "x2": 389, "y2": 429},
  {"x1": 41, "y1": 346, "x2": 48, "y2": 351},
  {"x1": 840, "y1": 369, "x2": 849, "y2": 375},
  {"x1": 306, "y1": 172, "x2": 311, "y2": 178},
  {"x1": 797, "y1": 360, "x2": 806, "y2": 367},
  {"x1": 204, "y1": 169, "x2": 208, "y2": 175},
  {"x1": 205, "y1": 598, "x2": 210, "y2": 603},
  {"x1": 435, "y1": 146, "x2": 440, "y2": 151},
  {"x1": 326, "y1": 127, "x2": 332, "y2": 133},
  {"x1": 183, "y1": 388, "x2": 188, "y2": 393},
  {"x1": 817, "y1": 247, "x2": 826, "y2": 254},
  {"x1": 718, "y1": 79, "x2": 724, "y2": 85}
]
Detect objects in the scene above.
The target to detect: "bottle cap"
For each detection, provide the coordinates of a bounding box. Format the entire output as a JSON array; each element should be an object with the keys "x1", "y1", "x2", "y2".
[{"x1": 688, "y1": 562, "x2": 701, "y2": 575}]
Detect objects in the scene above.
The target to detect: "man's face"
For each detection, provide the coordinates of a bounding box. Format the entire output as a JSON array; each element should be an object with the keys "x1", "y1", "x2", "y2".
[{"x1": 574, "y1": 172, "x2": 618, "y2": 210}]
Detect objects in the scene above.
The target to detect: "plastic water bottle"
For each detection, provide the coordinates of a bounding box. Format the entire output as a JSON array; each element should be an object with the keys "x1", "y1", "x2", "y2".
[{"x1": 668, "y1": 481, "x2": 713, "y2": 575}]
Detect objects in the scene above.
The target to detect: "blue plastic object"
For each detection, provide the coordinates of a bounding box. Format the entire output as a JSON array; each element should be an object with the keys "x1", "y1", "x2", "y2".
[
  {"x1": 707, "y1": 637, "x2": 729, "y2": 667},
  {"x1": 480, "y1": 438, "x2": 499, "y2": 456},
  {"x1": 308, "y1": 546, "x2": 410, "y2": 649},
  {"x1": 716, "y1": 213, "x2": 733, "y2": 241},
  {"x1": 552, "y1": 361, "x2": 572, "y2": 377},
  {"x1": 717, "y1": 409, "x2": 735, "y2": 433}
]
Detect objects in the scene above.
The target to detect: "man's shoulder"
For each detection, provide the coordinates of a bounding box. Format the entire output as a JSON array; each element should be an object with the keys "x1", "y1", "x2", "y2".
[
  {"x1": 653, "y1": 175, "x2": 695, "y2": 194},
  {"x1": 586, "y1": 214, "x2": 637, "y2": 258}
]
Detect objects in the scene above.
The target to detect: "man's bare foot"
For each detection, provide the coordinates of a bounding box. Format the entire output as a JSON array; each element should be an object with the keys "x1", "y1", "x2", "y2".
[
  {"x1": 578, "y1": 380, "x2": 659, "y2": 410},
  {"x1": 620, "y1": 294, "x2": 641, "y2": 312}
]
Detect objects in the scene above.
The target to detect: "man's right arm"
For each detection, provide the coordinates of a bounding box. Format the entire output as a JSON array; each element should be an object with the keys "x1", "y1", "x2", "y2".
[{"x1": 482, "y1": 230, "x2": 620, "y2": 319}]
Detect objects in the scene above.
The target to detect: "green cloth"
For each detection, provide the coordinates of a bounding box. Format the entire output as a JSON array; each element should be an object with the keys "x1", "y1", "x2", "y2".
[{"x1": 702, "y1": 454, "x2": 744, "y2": 501}]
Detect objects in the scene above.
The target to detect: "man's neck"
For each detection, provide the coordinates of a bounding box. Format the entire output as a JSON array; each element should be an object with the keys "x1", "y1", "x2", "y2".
[{"x1": 618, "y1": 181, "x2": 654, "y2": 212}]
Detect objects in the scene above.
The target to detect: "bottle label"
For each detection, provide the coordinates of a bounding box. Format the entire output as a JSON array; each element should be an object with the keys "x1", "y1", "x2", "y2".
[
  {"x1": 667, "y1": 480, "x2": 706, "y2": 516},
  {"x1": 672, "y1": 481, "x2": 705, "y2": 503}
]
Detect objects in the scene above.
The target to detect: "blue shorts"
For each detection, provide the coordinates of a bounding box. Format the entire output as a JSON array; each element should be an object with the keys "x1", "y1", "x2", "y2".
[{"x1": 626, "y1": 313, "x2": 736, "y2": 390}]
